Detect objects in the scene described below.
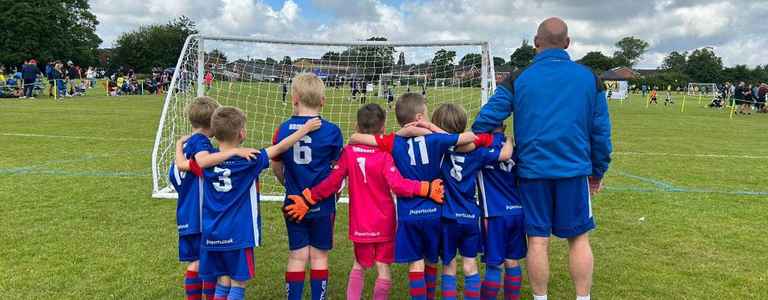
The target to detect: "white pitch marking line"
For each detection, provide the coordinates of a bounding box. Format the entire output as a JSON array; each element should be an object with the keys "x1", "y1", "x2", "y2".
[
  {"x1": 0, "y1": 132, "x2": 152, "y2": 142},
  {"x1": 614, "y1": 151, "x2": 768, "y2": 159}
]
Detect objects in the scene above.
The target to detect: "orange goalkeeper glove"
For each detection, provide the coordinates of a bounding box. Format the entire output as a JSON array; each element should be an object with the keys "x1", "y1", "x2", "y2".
[
  {"x1": 418, "y1": 179, "x2": 444, "y2": 204},
  {"x1": 284, "y1": 188, "x2": 316, "y2": 222}
]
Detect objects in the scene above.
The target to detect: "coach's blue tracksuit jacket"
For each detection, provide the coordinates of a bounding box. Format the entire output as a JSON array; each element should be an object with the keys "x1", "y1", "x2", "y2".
[{"x1": 471, "y1": 48, "x2": 612, "y2": 179}]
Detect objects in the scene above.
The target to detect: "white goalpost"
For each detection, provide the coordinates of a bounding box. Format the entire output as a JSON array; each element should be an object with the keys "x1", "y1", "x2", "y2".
[
  {"x1": 151, "y1": 35, "x2": 496, "y2": 199},
  {"x1": 687, "y1": 83, "x2": 718, "y2": 97}
]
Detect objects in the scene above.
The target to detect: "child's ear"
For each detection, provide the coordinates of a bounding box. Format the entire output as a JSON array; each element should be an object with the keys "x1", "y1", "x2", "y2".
[{"x1": 320, "y1": 96, "x2": 325, "y2": 107}]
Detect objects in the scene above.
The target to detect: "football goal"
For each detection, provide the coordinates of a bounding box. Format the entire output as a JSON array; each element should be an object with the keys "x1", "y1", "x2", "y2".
[
  {"x1": 151, "y1": 35, "x2": 496, "y2": 199},
  {"x1": 687, "y1": 83, "x2": 718, "y2": 97}
]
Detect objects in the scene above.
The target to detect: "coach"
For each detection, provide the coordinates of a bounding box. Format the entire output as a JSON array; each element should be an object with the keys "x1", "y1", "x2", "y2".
[{"x1": 472, "y1": 17, "x2": 612, "y2": 300}]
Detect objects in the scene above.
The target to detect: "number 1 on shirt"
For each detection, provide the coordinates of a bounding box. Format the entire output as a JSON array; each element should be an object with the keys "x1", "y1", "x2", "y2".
[{"x1": 407, "y1": 136, "x2": 429, "y2": 166}]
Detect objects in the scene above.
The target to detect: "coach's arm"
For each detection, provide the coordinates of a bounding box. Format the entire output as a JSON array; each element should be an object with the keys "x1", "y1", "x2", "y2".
[
  {"x1": 471, "y1": 76, "x2": 515, "y2": 133},
  {"x1": 590, "y1": 80, "x2": 612, "y2": 180}
]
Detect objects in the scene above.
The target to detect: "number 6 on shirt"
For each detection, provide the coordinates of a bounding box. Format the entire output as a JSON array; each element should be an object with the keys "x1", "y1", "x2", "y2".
[{"x1": 293, "y1": 136, "x2": 312, "y2": 164}]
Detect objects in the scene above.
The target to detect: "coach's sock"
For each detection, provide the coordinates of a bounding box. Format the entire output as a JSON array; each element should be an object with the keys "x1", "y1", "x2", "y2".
[
  {"x1": 464, "y1": 273, "x2": 481, "y2": 300},
  {"x1": 373, "y1": 278, "x2": 392, "y2": 300},
  {"x1": 408, "y1": 272, "x2": 427, "y2": 300},
  {"x1": 504, "y1": 266, "x2": 522, "y2": 300},
  {"x1": 285, "y1": 271, "x2": 305, "y2": 300},
  {"x1": 184, "y1": 270, "x2": 203, "y2": 300},
  {"x1": 576, "y1": 295, "x2": 590, "y2": 300},
  {"x1": 481, "y1": 265, "x2": 502, "y2": 300},
  {"x1": 213, "y1": 283, "x2": 230, "y2": 300},
  {"x1": 226, "y1": 286, "x2": 245, "y2": 300},
  {"x1": 424, "y1": 265, "x2": 438, "y2": 300},
  {"x1": 346, "y1": 268, "x2": 365, "y2": 300},
  {"x1": 202, "y1": 280, "x2": 216, "y2": 300},
  {"x1": 441, "y1": 274, "x2": 457, "y2": 300},
  {"x1": 310, "y1": 269, "x2": 329, "y2": 300}
]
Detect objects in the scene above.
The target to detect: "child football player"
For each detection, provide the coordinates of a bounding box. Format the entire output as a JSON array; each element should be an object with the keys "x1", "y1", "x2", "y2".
[
  {"x1": 429, "y1": 104, "x2": 514, "y2": 300},
  {"x1": 272, "y1": 73, "x2": 344, "y2": 300},
  {"x1": 169, "y1": 96, "x2": 260, "y2": 300},
  {"x1": 199, "y1": 106, "x2": 321, "y2": 300},
  {"x1": 649, "y1": 89, "x2": 658, "y2": 104},
  {"x1": 477, "y1": 126, "x2": 526, "y2": 300},
  {"x1": 349, "y1": 93, "x2": 476, "y2": 300},
  {"x1": 285, "y1": 103, "x2": 445, "y2": 300}
]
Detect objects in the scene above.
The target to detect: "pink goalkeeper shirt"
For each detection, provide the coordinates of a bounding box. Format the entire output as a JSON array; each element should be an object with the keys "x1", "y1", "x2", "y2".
[{"x1": 310, "y1": 144, "x2": 423, "y2": 243}]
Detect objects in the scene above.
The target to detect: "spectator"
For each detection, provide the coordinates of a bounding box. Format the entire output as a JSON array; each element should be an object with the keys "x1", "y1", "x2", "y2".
[
  {"x1": 734, "y1": 82, "x2": 749, "y2": 115},
  {"x1": 45, "y1": 61, "x2": 55, "y2": 96},
  {"x1": 757, "y1": 83, "x2": 767, "y2": 113},
  {"x1": 66, "y1": 61, "x2": 80, "y2": 96},
  {"x1": 53, "y1": 62, "x2": 67, "y2": 99},
  {"x1": 20, "y1": 59, "x2": 41, "y2": 99},
  {"x1": 85, "y1": 66, "x2": 96, "y2": 88}
]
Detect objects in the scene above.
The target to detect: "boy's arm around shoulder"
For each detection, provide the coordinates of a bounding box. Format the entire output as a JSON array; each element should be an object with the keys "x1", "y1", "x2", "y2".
[
  {"x1": 285, "y1": 147, "x2": 347, "y2": 222},
  {"x1": 497, "y1": 136, "x2": 514, "y2": 161},
  {"x1": 381, "y1": 154, "x2": 444, "y2": 204},
  {"x1": 264, "y1": 117, "x2": 321, "y2": 159}
]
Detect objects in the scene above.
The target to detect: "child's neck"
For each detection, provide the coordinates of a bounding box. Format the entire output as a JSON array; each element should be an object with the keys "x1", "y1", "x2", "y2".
[
  {"x1": 194, "y1": 128, "x2": 213, "y2": 136},
  {"x1": 219, "y1": 141, "x2": 239, "y2": 151},
  {"x1": 295, "y1": 105, "x2": 320, "y2": 117}
]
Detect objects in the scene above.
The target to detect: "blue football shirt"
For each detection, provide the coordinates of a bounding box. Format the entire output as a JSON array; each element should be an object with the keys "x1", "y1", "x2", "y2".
[
  {"x1": 201, "y1": 150, "x2": 270, "y2": 251},
  {"x1": 273, "y1": 116, "x2": 343, "y2": 218},
  {"x1": 478, "y1": 133, "x2": 522, "y2": 217},
  {"x1": 441, "y1": 147, "x2": 500, "y2": 223},
  {"x1": 168, "y1": 133, "x2": 215, "y2": 236},
  {"x1": 388, "y1": 133, "x2": 458, "y2": 221}
]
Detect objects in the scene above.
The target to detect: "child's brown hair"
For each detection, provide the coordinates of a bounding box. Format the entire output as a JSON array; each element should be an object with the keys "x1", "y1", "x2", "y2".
[
  {"x1": 186, "y1": 96, "x2": 220, "y2": 129},
  {"x1": 356, "y1": 103, "x2": 386, "y2": 134},
  {"x1": 211, "y1": 106, "x2": 246, "y2": 143},
  {"x1": 291, "y1": 73, "x2": 325, "y2": 108},
  {"x1": 395, "y1": 92, "x2": 427, "y2": 126},
  {"x1": 431, "y1": 103, "x2": 467, "y2": 134}
]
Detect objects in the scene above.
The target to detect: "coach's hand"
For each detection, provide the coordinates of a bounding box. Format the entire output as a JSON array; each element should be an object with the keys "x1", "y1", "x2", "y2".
[
  {"x1": 588, "y1": 176, "x2": 603, "y2": 196},
  {"x1": 418, "y1": 179, "x2": 444, "y2": 204},
  {"x1": 284, "y1": 188, "x2": 317, "y2": 222}
]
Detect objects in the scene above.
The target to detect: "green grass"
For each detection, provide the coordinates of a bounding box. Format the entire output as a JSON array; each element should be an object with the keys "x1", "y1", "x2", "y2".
[{"x1": 1, "y1": 86, "x2": 767, "y2": 299}]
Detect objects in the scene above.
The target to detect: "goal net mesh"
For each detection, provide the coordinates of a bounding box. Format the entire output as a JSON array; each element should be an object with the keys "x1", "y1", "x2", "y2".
[
  {"x1": 152, "y1": 36, "x2": 494, "y2": 199},
  {"x1": 687, "y1": 83, "x2": 718, "y2": 96}
]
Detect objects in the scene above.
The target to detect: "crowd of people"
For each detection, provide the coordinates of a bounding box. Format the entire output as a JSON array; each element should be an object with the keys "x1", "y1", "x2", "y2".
[
  {"x1": 105, "y1": 67, "x2": 173, "y2": 96},
  {"x1": 0, "y1": 59, "x2": 100, "y2": 99},
  {"x1": 720, "y1": 81, "x2": 768, "y2": 114}
]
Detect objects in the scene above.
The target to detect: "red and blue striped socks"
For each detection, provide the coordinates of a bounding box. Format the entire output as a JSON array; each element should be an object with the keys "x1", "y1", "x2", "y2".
[
  {"x1": 408, "y1": 271, "x2": 427, "y2": 300},
  {"x1": 285, "y1": 271, "x2": 305, "y2": 300},
  {"x1": 184, "y1": 270, "x2": 203, "y2": 300},
  {"x1": 226, "y1": 286, "x2": 245, "y2": 300},
  {"x1": 481, "y1": 265, "x2": 503, "y2": 300},
  {"x1": 464, "y1": 273, "x2": 481, "y2": 300},
  {"x1": 213, "y1": 283, "x2": 230, "y2": 300},
  {"x1": 441, "y1": 274, "x2": 458, "y2": 300},
  {"x1": 504, "y1": 266, "x2": 522, "y2": 300},
  {"x1": 202, "y1": 281, "x2": 216, "y2": 300},
  {"x1": 310, "y1": 269, "x2": 328, "y2": 300},
  {"x1": 424, "y1": 265, "x2": 438, "y2": 300}
]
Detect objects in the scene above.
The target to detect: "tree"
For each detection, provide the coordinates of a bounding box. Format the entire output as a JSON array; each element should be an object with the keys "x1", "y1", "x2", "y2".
[
  {"x1": 493, "y1": 56, "x2": 506, "y2": 66},
  {"x1": 340, "y1": 36, "x2": 395, "y2": 80},
  {"x1": 265, "y1": 57, "x2": 277, "y2": 65},
  {"x1": 613, "y1": 36, "x2": 649, "y2": 67},
  {"x1": 0, "y1": 0, "x2": 102, "y2": 67},
  {"x1": 321, "y1": 51, "x2": 341, "y2": 62},
  {"x1": 208, "y1": 49, "x2": 227, "y2": 65},
  {"x1": 578, "y1": 51, "x2": 615, "y2": 73},
  {"x1": 459, "y1": 53, "x2": 482, "y2": 67},
  {"x1": 661, "y1": 51, "x2": 687, "y2": 73},
  {"x1": 432, "y1": 49, "x2": 457, "y2": 66},
  {"x1": 111, "y1": 16, "x2": 197, "y2": 73},
  {"x1": 685, "y1": 47, "x2": 722, "y2": 83},
  {"x1": 281, "y1": 56, "x2": 292, "y2": 65},
  {"x1": 397, "y1": 52, "x2": 406, "y2": 66},
  {"x1": 509, "y1": 40, "x2": 535, "y2": 70}
]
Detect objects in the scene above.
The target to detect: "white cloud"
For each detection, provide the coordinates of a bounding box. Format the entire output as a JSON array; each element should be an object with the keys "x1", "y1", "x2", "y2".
[{"x1": 90, "y1": 0, "x2": 767, "y2": 67}]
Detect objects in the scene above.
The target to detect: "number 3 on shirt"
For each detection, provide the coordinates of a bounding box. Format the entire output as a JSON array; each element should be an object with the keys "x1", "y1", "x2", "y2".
[
  {"x1": 407, "y1": 136, "x2": 429, "y2": 165},
  {"x1": 213, "y1": 167, "x2": 232, "y2": 192},
  {"x1": 293, "y1": 136, "x2": 312, "y2": 164}
]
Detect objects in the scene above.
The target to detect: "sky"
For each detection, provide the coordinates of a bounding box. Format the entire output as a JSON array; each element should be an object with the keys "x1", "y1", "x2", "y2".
[{"x1": 90, "y1": 0, "x2": 768, "y2": 69}]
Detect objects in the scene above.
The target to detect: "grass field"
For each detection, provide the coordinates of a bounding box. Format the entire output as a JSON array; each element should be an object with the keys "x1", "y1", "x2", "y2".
[{"x1": 1, "y1": 85, "x2": 767, "y2": 299}]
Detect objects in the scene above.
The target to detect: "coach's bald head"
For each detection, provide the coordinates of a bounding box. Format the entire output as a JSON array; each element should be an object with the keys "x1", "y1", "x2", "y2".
[{"x1": 534, "y1": 17, "x2": 570, "y2": 52}]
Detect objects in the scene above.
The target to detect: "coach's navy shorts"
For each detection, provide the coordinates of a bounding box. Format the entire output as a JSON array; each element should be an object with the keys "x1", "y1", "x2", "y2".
[
  {"x1": 199, "y1": 248, "x2": 255, "y2": 281},
  {"x1": 394, "y1": 218, "x2": 441, "y2": 264},
  {"x1": 482, "y1": 214, "x2": 527, "y2": 265},
  {"x1": 518, "y1": 176, "x2": 594, "y2": 238},
  {"x1": 179, "y1": 234, "x2": 202, "y2": 262},
  {"x1": 285, "y1": 214, "x2": 335, "y2": 251},
  {"x1": 440, "y1": 218, "x2": 481, "y2": 264}
]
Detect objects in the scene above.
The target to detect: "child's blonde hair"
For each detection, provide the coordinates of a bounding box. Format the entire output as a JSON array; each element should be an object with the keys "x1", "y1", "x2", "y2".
[
  {"x1": 211, "y1": 106, "x2": 246, "y2": 143},
  {"x1": 186, "y1": 96, "x2": 220, "y2": 129},
  {"x1": 291, "y1": 73, "x2": 325, "y2": 108},
  {"x1": 431, "y1": 103, "x2": 467, "y2": 134}
]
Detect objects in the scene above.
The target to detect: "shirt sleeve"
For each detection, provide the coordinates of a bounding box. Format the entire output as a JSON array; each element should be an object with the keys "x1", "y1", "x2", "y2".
[
  {"x1": 191, "y1": 137, "x2": 214, "y2": 158},
  {"x1": 310, "y1": 149, "x2": 349, "y2": 201},
  {"x1": 480, "y1": 148, "x2": 501, "y2": 165},
  {"x1": 331, "y1": 128, "x2": 344, "y2": 161},
  {"x1": 590, "y1": 85, "x2": 613, "y2": 179},
  {"x1": 188, "y1": 159, "x2": 203, "y2": 177},
  {"x1": 381, "y1": 154, "x2": 421, "y2": 197},
  {"x1": 471, "y1": 78, "x2": 515, "y2": 133},
  {"x1": 249, "y1": 149, "x2": 271, "y2": 176},
  {"x1": 433, "y1": 133, "x2": 460, "y2": 153},
  {"x1": 374, "y1": 133, "x2": 395, "y2": 153}
]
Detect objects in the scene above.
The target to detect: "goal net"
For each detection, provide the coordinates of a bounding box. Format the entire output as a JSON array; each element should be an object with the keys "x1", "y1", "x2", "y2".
[
  {"x1": 687, "y1": 83, "x2": 718, "y2": 96},
  {"x1": 151, "y1": 35, "x2": 496, "y2": 199}
]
